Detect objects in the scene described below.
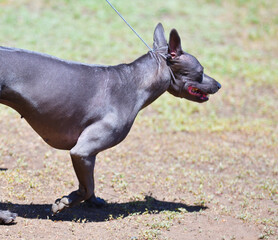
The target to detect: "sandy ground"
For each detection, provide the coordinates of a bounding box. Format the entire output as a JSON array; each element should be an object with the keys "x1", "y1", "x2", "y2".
[{"x1": 0, "y1": 107, "x2": 277, "y2": 239}]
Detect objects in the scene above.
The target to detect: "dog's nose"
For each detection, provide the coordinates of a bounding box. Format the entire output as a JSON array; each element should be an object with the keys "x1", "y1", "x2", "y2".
[{"x1": 217, "y1": 82, "x2": 221, "y2": 89}]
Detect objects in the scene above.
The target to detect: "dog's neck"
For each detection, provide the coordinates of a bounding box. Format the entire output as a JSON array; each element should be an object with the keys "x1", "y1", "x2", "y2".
[{"x1": 123, "y1": 51, "x2": 171, "y2": 110}]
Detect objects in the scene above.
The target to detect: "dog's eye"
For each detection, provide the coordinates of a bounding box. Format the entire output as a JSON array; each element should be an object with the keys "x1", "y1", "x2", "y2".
[{"x1": 196, "y1": 72, "x2": 203, "y2": 83}]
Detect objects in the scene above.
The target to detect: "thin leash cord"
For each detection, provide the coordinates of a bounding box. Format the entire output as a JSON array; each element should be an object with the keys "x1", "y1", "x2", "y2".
[
  {"x1": 105, "y1": 0, "x2": 177, "y2": 85},
  {"x1": 156, "y1": 47, "x2": 177, "y2": 84},
  {"x1": 105, "y1": 0, "x2": 153, "y2": 52}
]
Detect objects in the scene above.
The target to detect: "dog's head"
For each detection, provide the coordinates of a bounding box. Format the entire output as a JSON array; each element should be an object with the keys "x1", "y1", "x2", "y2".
[{"x1": 153, "y1": 23, "x2": 221, "y2": 103}]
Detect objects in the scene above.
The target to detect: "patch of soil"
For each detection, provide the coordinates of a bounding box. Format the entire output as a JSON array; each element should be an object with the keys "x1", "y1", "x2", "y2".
[{"x1": 0, "y1": 109, "x2": 277, "y2": 239}]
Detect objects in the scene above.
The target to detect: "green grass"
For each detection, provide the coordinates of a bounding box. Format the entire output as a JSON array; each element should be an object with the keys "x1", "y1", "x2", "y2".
[{"x1": 2, "y1": 0, "x2": 274, "y2": 135}]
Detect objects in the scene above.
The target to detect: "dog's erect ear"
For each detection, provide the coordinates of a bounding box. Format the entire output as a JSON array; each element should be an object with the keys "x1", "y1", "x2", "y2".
[
  {"x1": 168, "y1": 29, "x2": 183, "y2": 58},
  {"x1": 153, "y1": 23, "x2": 167, "y2": 51}
]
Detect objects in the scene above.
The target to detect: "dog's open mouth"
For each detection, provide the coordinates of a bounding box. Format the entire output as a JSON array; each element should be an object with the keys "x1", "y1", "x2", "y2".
[{"x1": 188, "y1": 86, "x2": 209, "y2": 101}]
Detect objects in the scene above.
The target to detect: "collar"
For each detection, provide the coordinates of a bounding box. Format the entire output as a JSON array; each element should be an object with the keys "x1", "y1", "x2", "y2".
[{"x1": 150, "y1": 46, "x2": 178, "y2": 90}]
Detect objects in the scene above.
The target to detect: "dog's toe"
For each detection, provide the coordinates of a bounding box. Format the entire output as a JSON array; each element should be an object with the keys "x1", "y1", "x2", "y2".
[
  {"x1": 51, "y1": 203, "x2": 59, "y2": 214},
  {"x1": 52, "y1": 197, "x2": 70, "y2": 214}
]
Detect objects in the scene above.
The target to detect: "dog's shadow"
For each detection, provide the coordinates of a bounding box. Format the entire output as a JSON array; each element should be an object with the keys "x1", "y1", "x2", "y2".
[{"x1": 0, "y1": 196, "x2": 207, "y2": 223}]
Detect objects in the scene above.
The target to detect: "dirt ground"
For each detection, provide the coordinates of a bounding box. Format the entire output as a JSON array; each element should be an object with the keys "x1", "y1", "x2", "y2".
[
  {"x1": 0, "y1": 1, "x2": 277, "y2": 238},
  {"x1": 0, "y1": 105, "x2": 277, "y2": 240}
]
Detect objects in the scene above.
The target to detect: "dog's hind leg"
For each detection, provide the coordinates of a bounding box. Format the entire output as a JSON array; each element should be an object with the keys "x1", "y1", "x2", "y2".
[{"x1": 0, "y1": 210, "x2": 17, "y2": 224}]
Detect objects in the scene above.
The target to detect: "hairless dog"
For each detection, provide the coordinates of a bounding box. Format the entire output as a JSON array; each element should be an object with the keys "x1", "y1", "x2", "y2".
[{"x1": 0, "y1": 23, "x2": 221, "y2": 224}]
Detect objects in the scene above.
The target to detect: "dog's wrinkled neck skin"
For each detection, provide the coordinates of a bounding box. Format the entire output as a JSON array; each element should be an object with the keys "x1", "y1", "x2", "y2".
[
  {"x1": 116, "y1": 23, "x2": 174, "y2": 111},
  {"x1": 116, "y1": 52, "x2": 171, "y2": 111}
]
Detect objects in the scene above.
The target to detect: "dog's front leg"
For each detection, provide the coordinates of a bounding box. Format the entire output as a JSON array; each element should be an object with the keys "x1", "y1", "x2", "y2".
[
  {"x1": 52, "y1": 153, "x2": 105, "y2": 214},
  {"x1": 51, "y1": 154, "x2": 100, "y2": 214},
  {"x1": 51, "y1": 122, "x2": 115, "y2": 214}
]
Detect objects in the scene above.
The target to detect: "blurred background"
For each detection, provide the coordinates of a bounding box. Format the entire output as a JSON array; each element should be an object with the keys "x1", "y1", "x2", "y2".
[{"x1": 0, "y1": 0, "x2": 277, "y2": 132}]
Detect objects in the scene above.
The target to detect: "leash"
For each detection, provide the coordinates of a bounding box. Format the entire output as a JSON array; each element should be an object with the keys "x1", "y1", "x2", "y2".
[
  {"x1": 105, "y1": 1, "x2": 178, "y2": 89},
  {"x1": 105, "y1": 0, "x2": 153, "y2": 52}
]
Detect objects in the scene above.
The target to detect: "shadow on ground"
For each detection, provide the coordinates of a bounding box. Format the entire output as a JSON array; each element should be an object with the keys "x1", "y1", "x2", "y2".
[{"x1": 0, "y1": 196, "x2": 207, "y2": 223}]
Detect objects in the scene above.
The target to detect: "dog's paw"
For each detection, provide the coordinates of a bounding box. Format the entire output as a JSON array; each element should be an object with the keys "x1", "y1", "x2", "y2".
[
  {"x1": 51, "y1": 197, "x2": 72, "y2": 214},
  {"x1": 0, "y1": 210, "x2": 17, "y2": 224},
  {"x1": 52, "y1": 190, "x2": 85, "y2": 214}
]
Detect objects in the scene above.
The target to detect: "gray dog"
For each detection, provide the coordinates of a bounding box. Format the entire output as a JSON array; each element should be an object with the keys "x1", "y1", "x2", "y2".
[{"x1": 0, "y1": 23, "x2": 221, "y2": 224}]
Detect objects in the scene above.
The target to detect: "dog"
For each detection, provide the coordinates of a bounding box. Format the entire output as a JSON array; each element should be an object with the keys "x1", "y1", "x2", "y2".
[{"x1": 0, "y1": 23, "x2": 221, "y2": 224}]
